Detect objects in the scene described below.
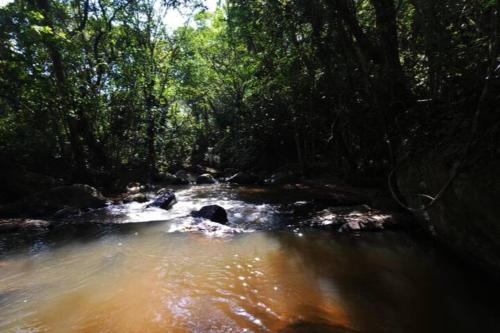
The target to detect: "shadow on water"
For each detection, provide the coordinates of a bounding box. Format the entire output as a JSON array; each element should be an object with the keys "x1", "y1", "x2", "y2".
[
  {"x1": 0, "y1": 220, "x2": 169, "y2": 257},
  {"x1": 266, "y1": 230, "x2": 500, "y2": 333}
]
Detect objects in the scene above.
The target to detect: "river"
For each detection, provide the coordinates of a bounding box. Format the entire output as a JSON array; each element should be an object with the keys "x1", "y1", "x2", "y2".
[{"x1": 0, "y1": 185, "x2": 499, "y2": 332}]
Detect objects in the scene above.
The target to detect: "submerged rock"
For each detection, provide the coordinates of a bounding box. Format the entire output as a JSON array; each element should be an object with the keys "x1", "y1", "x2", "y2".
[
  {"x1": 0, "y1": 184, "x2": 107, "y2": 218},
  {"x1": 147, "y1": 191, "x2": 176, "y2": 210},
  {"x1": 191, "y1": 205, "x2": 228, "y2": 224},
  {"x1": 196, "y1": 174, "x2": 216, "y2": 185},
  {"x1": 227, "y1": 172, "x2": 259, "y2": 185}
]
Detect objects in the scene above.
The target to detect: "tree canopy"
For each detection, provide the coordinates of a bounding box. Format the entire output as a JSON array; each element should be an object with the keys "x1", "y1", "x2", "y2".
[{"x1": 0, "y1": 0, "x2": 498, "y2": 189}]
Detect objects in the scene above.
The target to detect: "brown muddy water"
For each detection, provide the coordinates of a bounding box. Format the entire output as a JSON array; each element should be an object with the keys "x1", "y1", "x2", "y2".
[{"x1": 0, "y1": 185, "x2": 499, "y2": 333}]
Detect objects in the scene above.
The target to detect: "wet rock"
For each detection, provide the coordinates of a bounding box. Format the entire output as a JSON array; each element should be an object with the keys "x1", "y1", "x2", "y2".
[
  {"x1": 191, "y1": 205, "x2": 228, "y2": 224},
  {"x1": 307, "y1": 205, "x2": 408, "y2": 232},
  {"x1": 227, "y1": 172, "x2": 259, "y2": 185},
  {"x1": 123, "y1": 193, "x2": 148, "y2": 203},
  {"x1": 0, "y1": 218, "x2": 50, "y2": 233},
  {"x1": 126, "y1": 182, "x2": 145, "y2": 194},
  {"x1": 156, "y1": 187, "x2": 173, "y2": 196},
  {"x1": 0, "y1": 184, "x2": 107, "y2": 218},
  {"x1": 196, "y1": 174, "x2": 216, "y2": 185},
  {"x1": 147, "y1": 191, "x2": 177, "y2": 210}
]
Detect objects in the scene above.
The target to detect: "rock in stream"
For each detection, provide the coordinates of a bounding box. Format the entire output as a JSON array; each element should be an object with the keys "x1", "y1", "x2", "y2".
[{"x1": 191, "y1": 205, "x2": 228, "y2": 224}]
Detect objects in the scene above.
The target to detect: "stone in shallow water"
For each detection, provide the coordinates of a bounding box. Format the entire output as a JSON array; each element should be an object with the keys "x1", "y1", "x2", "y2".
[
  {"x1": 191, "y1": 205, "x2": 228, "y2": 224},
  {"x1": 147, "y1": 191, "x2": 177, "y2": 210},
  {"x1": 307, "y1": 205, "x2": 407, "y2": 232}
]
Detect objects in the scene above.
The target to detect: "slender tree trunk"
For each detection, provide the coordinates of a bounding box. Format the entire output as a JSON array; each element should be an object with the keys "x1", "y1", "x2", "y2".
[
  {"x1": 145, "y1": 85, "x2": 157, "y2": 182},
  {"x1": 370, "y1": 0, "x2": 412, "y2": 106},
  {"x1": 34, "y1": 0, "x2": 88, "y2": 181}
]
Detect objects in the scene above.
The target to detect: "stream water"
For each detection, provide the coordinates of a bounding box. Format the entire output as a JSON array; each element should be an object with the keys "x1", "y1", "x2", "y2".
[{"x1": 0, "y1": 185, "x2": 499, "y2": 332}]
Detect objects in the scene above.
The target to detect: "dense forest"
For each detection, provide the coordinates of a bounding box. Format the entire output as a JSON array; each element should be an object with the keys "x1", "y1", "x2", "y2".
[{"x1": 1, "y1": 0, "x2": 498, "y2": 188}]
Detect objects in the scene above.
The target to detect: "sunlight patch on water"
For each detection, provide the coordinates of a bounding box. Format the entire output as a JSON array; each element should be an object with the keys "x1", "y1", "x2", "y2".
[{"x1": 0, "y1": 230, "x2": 354, "y2": 332}]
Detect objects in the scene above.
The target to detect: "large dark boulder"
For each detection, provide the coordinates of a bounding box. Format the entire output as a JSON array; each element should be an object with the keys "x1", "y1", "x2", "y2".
[
  {"x1": 0, "y1": 184, "x2": 107, "y2": 218},
  {"x1": 196, "y1": 174, "x2": 216, "y2": 185},
  {"x1": 191, "y1": 205, "x2": 228, "y2": 224},
  {"x1": 147, "y1": 191, "x2": 177, "y2": 210},
  {"x1": 227, "y1": 172, "x2": 259, "y2": 185}
]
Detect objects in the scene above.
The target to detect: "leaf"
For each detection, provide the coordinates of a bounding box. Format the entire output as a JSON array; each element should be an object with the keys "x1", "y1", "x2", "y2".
[
  {"x1": 56, "y1": 31, "x2": 67, "y2": 40},
  {"x1": 31, "y1": 25, "x2": 53, "y2": 35},
  {"x1": 28, "y1": 11, "x2": 44, "y2": 21}
]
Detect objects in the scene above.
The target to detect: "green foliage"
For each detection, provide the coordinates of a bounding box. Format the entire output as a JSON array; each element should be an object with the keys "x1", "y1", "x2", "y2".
[{"x1": 0, "y1": 0, "x2": 498, "y2": 183}]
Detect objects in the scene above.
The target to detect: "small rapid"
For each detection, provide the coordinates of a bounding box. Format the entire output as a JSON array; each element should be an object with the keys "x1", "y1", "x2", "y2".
[{"x1": 85, "y1": 184, "x2": 284, "y2": 236}]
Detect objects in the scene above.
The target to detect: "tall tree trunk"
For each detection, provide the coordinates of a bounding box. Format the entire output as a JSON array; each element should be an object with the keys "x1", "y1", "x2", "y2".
[
  {"x1": 370, "y1": 0, "x2": 412, "y2": 106},
  {"x1": 145, "y1": 84, "x2": 157, "y2": 182},
  {"x1": 34, "y1": 0, "x2": 88, "y2": 181},
  {"x1": 409, "y1": 0, "x2": 447, "y2": 100}
]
